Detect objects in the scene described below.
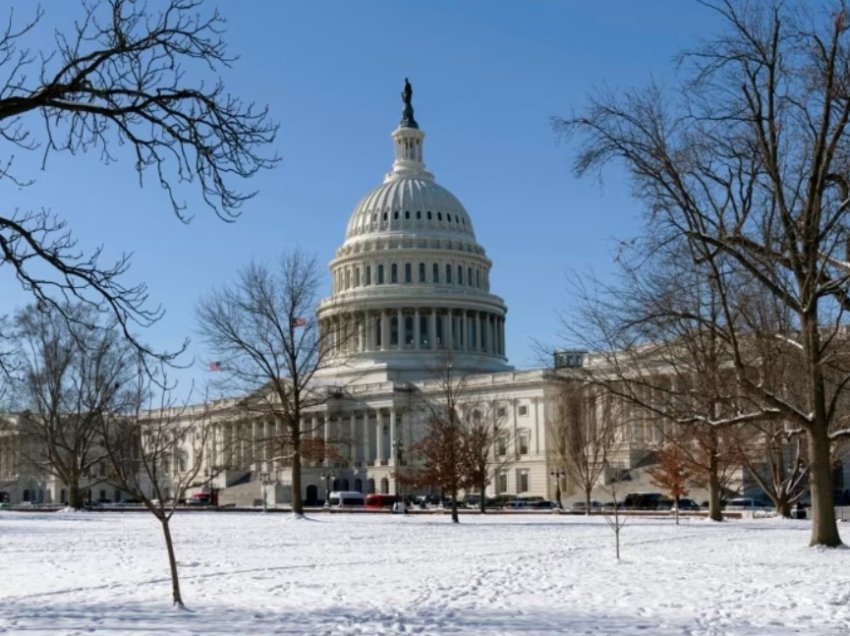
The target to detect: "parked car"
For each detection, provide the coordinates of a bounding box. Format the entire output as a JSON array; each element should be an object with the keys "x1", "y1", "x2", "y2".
[
  {"x1": 187, "y1": 492, "x2": 218, "y2": 506},
  {"x1": 530, "y1": 500, "x2": 562, "y2": 510},
  {"x1": 623, "y1": 492, "x2": 667, "y2": 510},
  {"x1": 724, "y1": 497, "x2": 768, "y2": 511}
]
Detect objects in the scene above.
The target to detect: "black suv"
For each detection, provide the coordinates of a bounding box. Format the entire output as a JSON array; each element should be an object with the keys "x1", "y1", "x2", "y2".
[{"x1": 623, "y1": 492, "x2": 667, "y2": 510}]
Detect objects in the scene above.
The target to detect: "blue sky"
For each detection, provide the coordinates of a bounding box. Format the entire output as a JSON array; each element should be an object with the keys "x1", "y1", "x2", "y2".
[{"x1": 1, "y1": 1, "x2": 725, "y2": 398}]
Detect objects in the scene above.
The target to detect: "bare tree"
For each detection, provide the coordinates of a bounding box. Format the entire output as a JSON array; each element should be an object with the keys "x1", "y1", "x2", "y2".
[
  {"x1": 549, "y1": 379, "x2": 616, "y2": 512},
  {"x1": 0, "y1": 0, "x2": 277, "y2": 368},
  {"x1": 406, "y1": 359, "x2": 473, "y2": 523},
  {"x1": 100, "y1": 375, "x2": 228, "y2": 608},
  {"x1": 559, "y1": 0, "x2": 850, "y2": 546},
  {"x1": 195, "y1": 250, "x2": 336, "y2": 516},
  {"x1": 463, "y1": 398, "x2": 510, "y2": 513},
  {"x1": 12, "y1": 303, "x2": 134, "y2": 508}
]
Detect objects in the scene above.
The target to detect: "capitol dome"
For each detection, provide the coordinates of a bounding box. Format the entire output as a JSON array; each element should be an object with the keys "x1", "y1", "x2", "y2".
[{"x1": 317, "y1": 80, "x2": 510, "y2": 382}]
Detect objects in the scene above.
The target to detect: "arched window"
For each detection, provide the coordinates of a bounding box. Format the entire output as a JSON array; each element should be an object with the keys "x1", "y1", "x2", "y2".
[
  {"x1": 418, "y1": 262, "x2": 426, "y2": 282},
  {"x1": 365, "y1": 265, "x2": 372, "y2": 285},
  {"x1": 404, "y1": 316, "x2": 414, "y2": 345},
  {"x1": 391, "y1": 263, "x2": 398, "y2": 284},
  {"x1": 404, "y1": 263, "x2": 412, "y2": 283},
  {"x1": 344, "y1": 269, "x2": 350, "y2": 289},
  {"x1": 382, "y1": 212, "x2": 388, "y2": 221},
  {"x1": 468, "y1": 267, "x2": 473, "y2": 286},
  {"x1": 427, "y1": 211, "x2": 433, "y2": 220},
  {"x1": 457, "y1": 265, "x2": 463, "y2": 285},
  {"x1": 446, "y1": 264, "x2": 452, "y2": 284},
  {"x1": 432, "y1": 263, "x2": 439, "y2": 283},
  {"x1": 405, "y1": 210, "x2": 410, "y2": 219},
  {"x1": 393, "y1": 211, "x2": 399, "y2": 220},
  {"x1": 378, "y1": 264, "x2": 385, "y2": 284},
  {"x1": 354, "y1": 268, "x2": 361, "y2": 287},
  {"x1": 476, "y1": 269, "x2": 481, "y2": 288},
  {"x1": 437, "y1": 212, "x2": 443, "y2": 221},
  {"x1": 416, "y1": 211, "x2": 422, "y2": 220}
]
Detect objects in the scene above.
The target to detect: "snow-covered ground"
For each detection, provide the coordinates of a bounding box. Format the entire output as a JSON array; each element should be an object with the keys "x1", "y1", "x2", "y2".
[{"x1": 1, "y1": 510, "x2": 848, "y2": 635}]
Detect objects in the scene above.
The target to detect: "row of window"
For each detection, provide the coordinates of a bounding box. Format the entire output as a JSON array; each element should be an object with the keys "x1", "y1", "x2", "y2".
[
  {"x1": 368, "y1": 209, "x2": 466, "y2": 225},
  {"x1": 496, "y1": 469, "x2": 530, "y2": 495},
  {"x1": 335, "y1": 261, "x2": 489, "y2": 292}
]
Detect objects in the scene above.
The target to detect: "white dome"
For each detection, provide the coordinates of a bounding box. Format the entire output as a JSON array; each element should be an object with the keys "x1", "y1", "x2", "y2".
[{"x1": 345, "y1": 176, "x2": 476, "y2": 240}]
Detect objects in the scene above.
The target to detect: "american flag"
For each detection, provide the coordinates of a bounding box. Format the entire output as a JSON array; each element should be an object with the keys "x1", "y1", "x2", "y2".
[
  {"x1": 292, "y1": 317, "x2": 307, "y2": 327},
  {"x1": 208, "y1": 361, "x2": 223, "y2": 372}
]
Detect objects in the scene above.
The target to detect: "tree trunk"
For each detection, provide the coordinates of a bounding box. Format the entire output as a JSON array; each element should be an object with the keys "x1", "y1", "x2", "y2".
[
  {"x1": 291, "y1": 422, "x2": 303, "y2": 515},
  {"x1": 451, "y1": 488, "x2": 459, "y2": 523},
  {"x1": 69, "y1": 483, "x2": 85, "y2": 510},
  {"x1": 160, "y1": 519, "x2": 184, "y2": 608},
  {"x1": 585, "y1": 488, "x2": 592, "y2": 516},
  {"x1": 707, "y1": 445, "x2": 723, "y2": 522},
  {"x1": 674, "y1": 495, "x2": 680, "y2": 526},
  {"x1": 807, "y1": 428, "x2": 842, "y2": 547},
  {"x1": 479, "y1": 483, "x2": 486, "y2": 514},
  {"x1": 776, "y1": 498, "x2": 792, "y2": 519}
]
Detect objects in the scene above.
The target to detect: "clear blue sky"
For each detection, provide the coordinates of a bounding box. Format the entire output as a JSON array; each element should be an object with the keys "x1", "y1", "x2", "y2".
[{"x1": 1, "y1": 1, "x2": 725, "y2": 398}]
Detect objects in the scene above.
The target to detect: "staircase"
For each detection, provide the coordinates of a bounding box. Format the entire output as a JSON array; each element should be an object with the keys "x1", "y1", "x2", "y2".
[{"x1": 218, "y1": 478, "x2": 263, "y2": 507}]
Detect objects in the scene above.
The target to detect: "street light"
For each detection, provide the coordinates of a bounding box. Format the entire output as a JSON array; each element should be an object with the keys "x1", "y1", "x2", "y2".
[
  {"x1": 321, "y1": 465, "x2": 334, "y2": 508},
  {"x1": 393, "y1": 439, "x2": 405, "y2": 513},
  {"x1": 550, "y1": 469, "x2": 565, "y2": 507},
  {"x1": 259, "y1": 472, "x2": 271, "y2": 513}
]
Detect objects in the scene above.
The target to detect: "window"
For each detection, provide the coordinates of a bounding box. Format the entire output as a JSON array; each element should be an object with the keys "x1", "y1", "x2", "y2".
[
  {"x1": 457, "y1": 265, "x2": 463, "y2": 285},
  {"x1": 382, "y1": 212, "x2": 388, "y2": 221},
  {"x1": 427, "y1": 211, "x2": 433, "y2": 220},
  {"x1": 419, "y1": 315, "x2": 428, "y2": 347},
  {"x1": 518, "y1": 405, "x2": 528, "y2": 417},
  {"x1": 404, "y1": 316, "x2": 414, "y2": 345},
  {"x1": 497, "y1": 472, "x2": 508, "y2": 494},
  {"x1": 391, "y1": 264, "x2": 398, "y2": 283},
  {"x1": 446, "y1": 264, "x2": 452, "y2": 284},
  {"x1": 393, "y1": 211, "x2": 399, "y2": 220},
  {"x1": 344, "y1": 269, "x2": 350, "y2": 289},
  {"x1": 365, "y1": 265, "x2": 372, "y2": 285},
  {"x1": 354, "y1": 268, "x2": 361, "y2": 287},
  {"x1": 518, "y1": 431, "x2": 530, "y2": 455},
  {"x1": 497, "y1": 435, "x2": 507, "y2": 457},
  {"x1": 476, "y1": 270, "x2": 481, "y2": 288},
  {"x1": 497, "y1": 407, "x2": 507, "y2": 418},
  {"x1": 377, "y1": 264, "x2": 384, "y2": 284},
  {"x1": 419, "y1": 263, "x2": 426, "y2": 283},
  {"x1": 390, "y1": 316, "x2": 399, "y2": 345},
  {"x1": 404, "y1": 263, "x2": 412, "y2": 283},
  {"x1": 433, "y1": 263, "x2": 439, "y2": 283},
  {"x1": 405, "y1": 210, "x2": 410, "y2": 219},
  {"x1": 517, "y1": 470, "x2": 529, "y2": 493},
  {"x1": 437, "y1": 212, "x2": 442, "y2": 221},
  {"x1": 416, "y1": 211, "x2": 422, "y2": 220},
  {"x1": 468, "y1": 267, "x2": 473, "y2": 286}
]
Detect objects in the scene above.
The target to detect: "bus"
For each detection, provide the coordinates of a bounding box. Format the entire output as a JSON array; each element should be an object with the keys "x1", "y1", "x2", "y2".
[
  {"x1": 327, "y1": 491, "x2": 365, "y2": 508},
  {"x1": 364, "y1": 493, "x2": 400, "y2": 510}
]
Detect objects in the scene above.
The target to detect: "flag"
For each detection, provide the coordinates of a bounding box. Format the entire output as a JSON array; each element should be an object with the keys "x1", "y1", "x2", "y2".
[
  {"x1": 292, "y1": 317, "x2": 307, "y2": 327},
  {"x1": 208, "y1": 361, "x2": 222, "y2": 372}
]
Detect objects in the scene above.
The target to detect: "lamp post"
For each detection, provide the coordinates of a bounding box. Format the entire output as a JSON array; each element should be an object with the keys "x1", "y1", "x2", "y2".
[
  {"x1": 259, "y1": 472, "x2": 270, "y2": 513},
  {"x1": 321, "y1": 466, "x2": 333, "y2": 508},
  {"x1": 550, "y1": 469, "x2": 565, "y2": 508},
  {"x1": 393, "y1": 439, "x2": 405, "y2": 513}
]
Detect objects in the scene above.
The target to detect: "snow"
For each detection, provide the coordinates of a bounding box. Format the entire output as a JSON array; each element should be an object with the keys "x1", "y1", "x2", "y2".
[{"x1": 1, "y1": 510, "x2": 849, "y2": 635}]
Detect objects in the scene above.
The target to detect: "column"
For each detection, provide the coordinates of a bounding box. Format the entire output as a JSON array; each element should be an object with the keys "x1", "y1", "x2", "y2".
[
  {"x1": 366, "y1": 313, "x2": 374, "y2": 351},
  {"x1": 489, "y1": 314, "x2": 496, "y2": 354},
  {"x1": 396, "y1": 308, "x2": 403, "y2": 348},
  {"x1": 479, "y1": 313, "x2": 485, "y2": 352},
  {"x1": 251, "y1": 421, "x2": 258, "y2": 468},
  {"x1": 364, "y1": 411, "x2": 372, "y2": 465},
  {"x1": 376, "y1": 410, "x2": 384, "y2": 464},
  {"x1": 323, "y1": 414, "x2": 330, "y2": 463},
  {"x1": 388, "y1": 408, "x2": 397, "y2": 466},
  {"x1": 446, "y1": 309, "x2": 454, "y2": 350},
  {"x1": 350, "y1": 413, "x2": 357, "y2": 464},
  {"x1": 381, "y1": 310, "x2": 389, "y2": 351},
  {"x1": 413, "y1": 308, "x2": 420, "y2": 350},
  {"x1": 429, "y1": 309, "x2": 437, "y2": 350}
]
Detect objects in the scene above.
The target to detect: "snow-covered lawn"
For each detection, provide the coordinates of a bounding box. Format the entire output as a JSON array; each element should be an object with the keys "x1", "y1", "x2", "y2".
[{"x1": 0, "y1": 510, "x2": 848, "y2": 635}]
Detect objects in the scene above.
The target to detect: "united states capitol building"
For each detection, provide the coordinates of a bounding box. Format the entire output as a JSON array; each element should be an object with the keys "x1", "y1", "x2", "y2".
[{"x1": 0, "y1": 85, "x2": 681, "y2": 507}]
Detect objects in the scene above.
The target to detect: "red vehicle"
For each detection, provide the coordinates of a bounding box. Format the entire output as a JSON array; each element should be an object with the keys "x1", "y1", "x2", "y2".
[
  {"x1": 364, "y1": 494, "x2": 400, "y2": 510},
  {"x1": 188, "y1": 491, "x2": 218, "y2": 506}
]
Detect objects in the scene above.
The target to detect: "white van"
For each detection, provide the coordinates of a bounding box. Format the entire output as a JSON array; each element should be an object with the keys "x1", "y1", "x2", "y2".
[{"x1": 328, "y1": 491, "x2": 365, "y2": 508}]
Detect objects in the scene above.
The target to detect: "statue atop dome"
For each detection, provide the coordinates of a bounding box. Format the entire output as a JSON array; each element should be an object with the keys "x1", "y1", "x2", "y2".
[{"x1": 399, "y1": 77, "x2": 419, "y2": 129}]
